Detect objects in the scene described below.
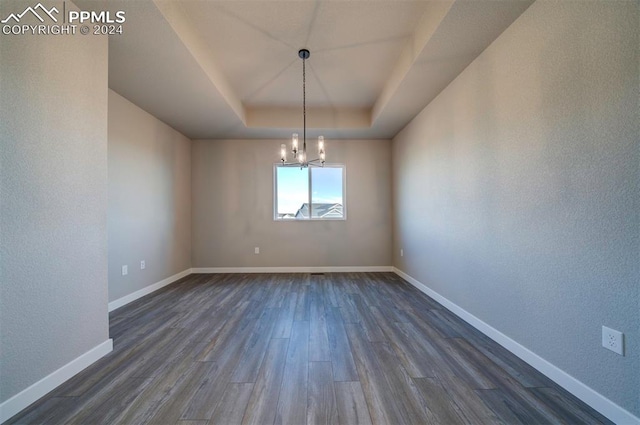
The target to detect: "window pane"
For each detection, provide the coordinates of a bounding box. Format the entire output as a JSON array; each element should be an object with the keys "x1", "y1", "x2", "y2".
[
  {"x1": 276, "y1": 167, "x2": 309, "y2": 219},
  {"x1": 311, "y1": 167, "x2": 344, "y2": 219}
]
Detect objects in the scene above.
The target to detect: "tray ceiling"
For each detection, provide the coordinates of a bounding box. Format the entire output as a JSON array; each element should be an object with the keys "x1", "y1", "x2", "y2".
[{"x1": 88, "y1": 0, "x2": 534, "y2": 139}]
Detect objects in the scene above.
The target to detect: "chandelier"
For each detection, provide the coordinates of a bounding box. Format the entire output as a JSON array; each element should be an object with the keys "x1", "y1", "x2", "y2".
[{"x1": 280, "y1": 49, "x2": 325, "y2": 168}]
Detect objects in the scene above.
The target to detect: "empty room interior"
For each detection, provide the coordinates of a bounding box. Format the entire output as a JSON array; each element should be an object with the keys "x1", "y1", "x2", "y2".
[{"x1": 1, "y1": 0, "x2": 638, "y2": 424}]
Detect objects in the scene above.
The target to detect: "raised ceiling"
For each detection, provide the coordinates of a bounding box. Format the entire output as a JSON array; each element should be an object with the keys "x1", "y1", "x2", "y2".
[{"x1": 100, "y1": 0, "x2": 534, "y2": 139}]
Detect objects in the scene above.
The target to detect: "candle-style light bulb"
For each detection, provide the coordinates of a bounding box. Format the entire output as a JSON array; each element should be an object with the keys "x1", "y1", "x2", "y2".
[
  {"x1": 280, "y1": 144, "x2": 287, "y2": 162},
  {"x1": 292, "y1": 133, "x2": 299, "y2": 155},
  {"x1": 318, "y1": 136, "x2": 325, "y2": 164}
]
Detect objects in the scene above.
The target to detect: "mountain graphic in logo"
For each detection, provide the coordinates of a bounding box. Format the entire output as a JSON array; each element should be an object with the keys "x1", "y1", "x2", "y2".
[{"x1": 1, "y1": 3, "x2": 59, "y2": 24}]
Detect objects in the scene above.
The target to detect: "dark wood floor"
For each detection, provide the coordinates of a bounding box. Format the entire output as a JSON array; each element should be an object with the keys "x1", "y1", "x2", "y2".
[{"x1": 8, "y1": 272, "x2": 612, "y2": 425}]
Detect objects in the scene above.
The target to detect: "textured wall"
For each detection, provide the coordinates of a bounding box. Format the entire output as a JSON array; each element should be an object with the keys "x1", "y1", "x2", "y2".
[
  {"x1": 392, "y1": 0, "x2": 639, "y2": 416},
  {"x1": 0, "y1": 3, "x2": 110, "y2": 403},
  {"x1": 108, "y1": 90, "x2": 192, "y2": 302},
  {"x1": 192, "y1": 139, "x2": 392, "y2": 268}
]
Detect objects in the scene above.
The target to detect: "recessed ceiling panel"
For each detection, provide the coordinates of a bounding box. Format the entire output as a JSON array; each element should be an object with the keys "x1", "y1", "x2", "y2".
[{"x1": 180, "y1": 1, "x2": 430, "y2": 107}]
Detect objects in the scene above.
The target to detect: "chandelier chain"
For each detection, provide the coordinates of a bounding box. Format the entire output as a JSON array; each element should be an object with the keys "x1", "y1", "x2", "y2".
[{"x1": 302, "y1": 56, "x2": 306, "y2": 153}]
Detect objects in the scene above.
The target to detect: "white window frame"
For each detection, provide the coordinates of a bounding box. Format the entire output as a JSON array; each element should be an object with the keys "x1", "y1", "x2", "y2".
[{"x1": 273, "y1": 163, "x2": 347, "y2": 221}]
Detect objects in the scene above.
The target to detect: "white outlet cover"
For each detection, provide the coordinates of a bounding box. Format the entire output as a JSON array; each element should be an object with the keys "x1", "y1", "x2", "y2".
[
  {"x1": 122, "y1": 265, "x2": 128, "y2": 276},
  {"x1": 255, "y1": 247, "x2": 260, "y2": 254},
  {"x1": 140, "y1": 260, "x2": 145, "y2": 270},
  {"x1": 602, "y1": 326, "x2": 624, "y2": 355}
]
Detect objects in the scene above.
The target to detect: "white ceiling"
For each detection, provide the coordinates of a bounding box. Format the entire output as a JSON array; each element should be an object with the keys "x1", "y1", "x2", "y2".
[{"x1": 97, "y1": 0, "x2": 534, "y2": 139}]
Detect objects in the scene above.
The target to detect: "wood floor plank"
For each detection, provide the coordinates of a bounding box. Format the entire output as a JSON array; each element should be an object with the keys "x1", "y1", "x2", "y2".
[
  {"x1": 448, "y1": 337, "x2": 531, "y2": 392},
  {"x1": 182, "y1": 320, "x2": 263, "y2": 420},
  {"x1": 65, "y1": 377, "x2": 154, "y2": 424},
  {"x1": 309, "y1": 289, "x2": 331, "y2": 361},
  {"x1": 432, "y1": 337, "x2": 499, "y2": 390},
  {"x1": 350, "y1": 294, "x2": 386, "y2": 342},
  {"x1": 413, "y1": 377, "x2": 466, "y2": 425},
  {"x1": 345, "y1": 323, "x2": 395, "y2": 424},
  {"x1": 294, "y1": 284, "x2": 311, "y2": 321},
  {"x1": 436, "y1": 373, "x2": 504, "y2": 425},
  {"x1": 111, "y1": 355, "x2": 197, "y2": 424},
  {"x1": 264, "y1": 275, "x2": 287, "y2": 308},
  {"x1": 230, "y1": 308, "x2": 279, "y2": 383},
  {"x1": 423, "y1": 308, "x2": 465, "y2": 338},
  {"x1": 468, "y1": 336, "x2": 554, "y2": 389},
  {"x1": 198, "y1": 301, "x2": 257, "y2": 362},
  {"x1": 241, "y1": 338, "x2": 289, "y2": 425},
  {"x1": 111, "y1": 306, "x2": 184, "y2": 349},
  {"x1": 370, "y1": 299, "x2": 412, "y2": 324},
  {"x1": 394, "y1": 321, "x2": 457, "y2": 377},
  {"x1": 344, "y1": 322, "x2": 412, "y2": 425},
  {"x1": 394, "y1": 317, "x2": 497, "y2": 390},
  {"x1": 325, "y1": 306, "x2": 359, "y2": 381},
  {"x1": 334, "y1": 381, "x2": 373, "y2": 425},
  {"x1": 179, "y1": 362, "x2": 229, "y2": 420},
  {"x1": 275, "y1": 321, "x2": 309, "y2": 425},
  {"x1": 368, "y1": 276, "x2": 418, "y2": 314},
  {"x1": 528, "y1": 387, "x2": 614, "y2": 424},
  {"x1": 368, "y1": 341, "x2": 439, "y2": 424},
  {"x1": 181, "y1": 307, "x2": 268, "y2": 419},
  {"x1": 322, "y1": 276, "x2": 340, "y2": 308},
  {"x1": 399, "y1": 304, "x2": 445, "y2": 341},
  {"x1": 475, "y1": 388, "x2": 553, "y2": 425},
  {"x1": 370, "y1": 306, "x2": 435, "y2": 378},
  {"x1": 272, "y1": 291, "x2": 298, "y2": 338},
  {"x1": 307, "y1": 362, "x2": 338, "y2": 425},
  {"x1": 209, "y1": 383, "x2": 254, "y2": 425},
  {"x1": 338, "y1": 300, "x2": 360, "y2": 325},
  {"x1": 147, "y1": 362, "x2": 219, "y2": 424},
  {"x1": 132, "y1": 329, "x2": 201, "y2": 378}
]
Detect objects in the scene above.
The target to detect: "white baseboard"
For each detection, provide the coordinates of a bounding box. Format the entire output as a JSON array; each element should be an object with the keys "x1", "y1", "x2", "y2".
[
  {"x1": 0, "y1": 339, "x2": 113, "y2": 424},
  {"x1": 192, "y1": 266, "x2": 393, "y2": 273},
  {"x1": 108, "y1": 268, "x2": 192, "y2": 312},
  {"x1": 392, "y1": 267, "x2": 639, "y2": 425}
]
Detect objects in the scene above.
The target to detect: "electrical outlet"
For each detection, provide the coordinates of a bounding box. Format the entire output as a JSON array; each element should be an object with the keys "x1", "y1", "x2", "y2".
[
  {"x1": 400, "y1": 249, "x2": 404, "y2": 257},
  {"x1": 140, "y1": 260, "x2": 146, "y2": 270},
  {"x1": 122, "y1": 265, "x2": 128, "y2": 276},
  {"x1": 254, "y1": 247, "x2": 260, "y2": 254},
  {"x1": 602, "y1": 326, "x2": 624, "y2": 355}
]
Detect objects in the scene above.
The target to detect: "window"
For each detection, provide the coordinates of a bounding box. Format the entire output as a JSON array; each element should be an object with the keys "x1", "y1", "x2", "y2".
[{"x1": 274, "y1": 165, "x2": 346, "y2": 220}]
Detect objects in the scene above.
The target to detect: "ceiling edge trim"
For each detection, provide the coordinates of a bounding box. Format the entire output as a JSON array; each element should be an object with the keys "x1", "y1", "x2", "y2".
[
  {"x1": 246, "y1": 106, "x2": 371, "y2": 129},
  {"x1": 371, "y1": 0, "x2": 454, "y2": 124},
  {"x1": 153, "y1": 0, "x2": 246, "y2": 124}
]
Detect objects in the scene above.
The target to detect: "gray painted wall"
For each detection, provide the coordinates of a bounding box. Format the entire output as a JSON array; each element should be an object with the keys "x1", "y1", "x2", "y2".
[
  {"x1": 108, "y1": 90, "x2": 192, "y2": 303},
  {"x1": 192, "y1": 139, "x2": 392, "y2": 268},
  {"x1": 0, "y1": 4, "x2": 110, "y2": 403},
  {"x1": 392, "y1": 0, "x2": 639, "y2": 416}
]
